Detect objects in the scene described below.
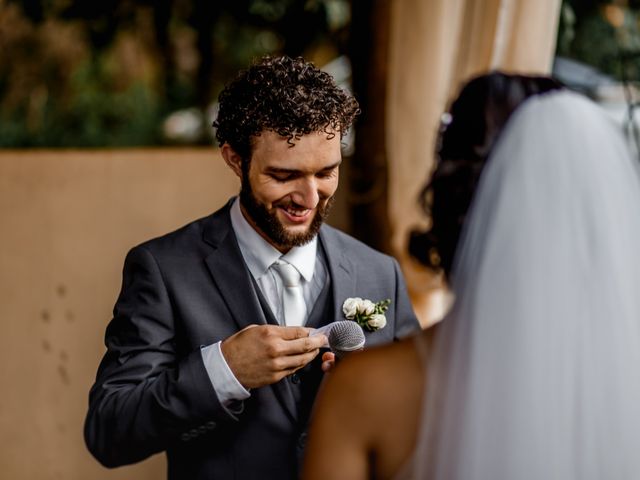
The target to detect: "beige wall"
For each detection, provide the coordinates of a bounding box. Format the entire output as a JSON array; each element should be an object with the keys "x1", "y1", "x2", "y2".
[
  {"x1": 0, "y1": 149, "x2": 238, "y2": 479},
  {"x1": 0, "y1": 147, "x2": 351, "y2": 479}
]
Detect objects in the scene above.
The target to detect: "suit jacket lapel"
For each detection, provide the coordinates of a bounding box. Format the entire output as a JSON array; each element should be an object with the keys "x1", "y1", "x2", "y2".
[
  {"x1": 319, "y1": 227, "x2": 357, "y2": 323},
  {"x1": 203, "y1": 202, "x2": 268, "y2": 331},
  {"x1": 202, "y1": 201, "x2": 297, "y2": 423}
]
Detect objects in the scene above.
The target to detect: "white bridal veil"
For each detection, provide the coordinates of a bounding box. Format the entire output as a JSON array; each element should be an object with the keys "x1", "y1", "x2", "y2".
[{"x1": 419, "y1": 91, "x2": 640, "y2": 479}]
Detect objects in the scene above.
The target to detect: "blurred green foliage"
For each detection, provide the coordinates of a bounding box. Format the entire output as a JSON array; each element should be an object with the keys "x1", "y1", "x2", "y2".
[
  {"x1": 0, "y1": 62, "x2": 160, "y2": 147},
  {"x1": 0, "y1": 0, "x2": 350, "y2": 147},
  {"x1": 558, "y1": 0, "x2": 640, "y2": 80}
]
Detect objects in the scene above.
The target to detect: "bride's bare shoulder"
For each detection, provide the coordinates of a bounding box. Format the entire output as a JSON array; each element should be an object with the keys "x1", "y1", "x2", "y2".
[
  {"x1": 338, "y1": 328, "x2": 433, "y2": 384},
  {"x1": 351, "y1": 335, "x2": 421, "y2": 383},
  {"x1": 320, "y1": 329, "x2": 430, "y2": 424},
  {"x1": 305, "y1": 328, "x2": 437, "y2": 480},
  {"x1": 315, "y1": 329, "x2": 433, "y2": 477}
]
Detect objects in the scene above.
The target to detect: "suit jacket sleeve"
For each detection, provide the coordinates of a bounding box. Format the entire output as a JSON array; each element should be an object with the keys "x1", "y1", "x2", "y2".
[
  {"x1": 391, "y1": 257, "x2": 422, "y2": 338},
  {"x1": 84, "y1": 245, "x2": 237, "y2": 468}
]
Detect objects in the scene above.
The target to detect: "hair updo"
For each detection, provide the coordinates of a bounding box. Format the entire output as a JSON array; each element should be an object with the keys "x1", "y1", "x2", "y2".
[{"x1": 410, "y1": 72, "x2": 563, "y2": 276}]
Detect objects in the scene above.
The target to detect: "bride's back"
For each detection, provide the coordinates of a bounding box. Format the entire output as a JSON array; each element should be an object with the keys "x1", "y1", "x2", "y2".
[{"x1": 303, "y1": 74, "x2": 640, "y2": 480}]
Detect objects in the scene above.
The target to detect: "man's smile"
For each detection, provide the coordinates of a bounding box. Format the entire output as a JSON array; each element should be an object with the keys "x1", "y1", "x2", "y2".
[{"x1": 278, "y1": 204, "x2": 314, "y2": 223}]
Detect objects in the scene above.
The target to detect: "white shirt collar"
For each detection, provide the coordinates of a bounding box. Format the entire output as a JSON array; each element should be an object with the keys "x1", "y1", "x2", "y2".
[{"x1": 229, "y1": 197, "x2": 317, "y2": 282}]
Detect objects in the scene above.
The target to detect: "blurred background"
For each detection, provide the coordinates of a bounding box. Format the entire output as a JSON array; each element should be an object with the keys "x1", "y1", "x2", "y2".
[
  {"x1": 1, "y1": 0, "x2": 639, "y2": 478},
  {"x1": 0, "y1": 0, "x2": 353, "y2": 148},
  {"x1": 3, "y1": 0, "x2": 640, "y2": 149}
]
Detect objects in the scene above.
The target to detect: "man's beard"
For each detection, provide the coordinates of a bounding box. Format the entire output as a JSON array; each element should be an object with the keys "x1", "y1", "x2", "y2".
[{"x1": 239, "y1": 177, "x2": 334, "y2": 249}]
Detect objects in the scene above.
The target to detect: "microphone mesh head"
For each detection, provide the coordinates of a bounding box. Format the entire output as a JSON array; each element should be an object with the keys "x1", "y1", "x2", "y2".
[{"x1": 328, "y1": 321, "x2": 365, "y2": 360}]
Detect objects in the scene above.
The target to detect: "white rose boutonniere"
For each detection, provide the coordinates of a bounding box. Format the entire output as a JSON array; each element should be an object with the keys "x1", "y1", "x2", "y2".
[
  {"x1": 368, "y1": 313, "x2": 387, "y2": 330},
  {"x1": 342, "y1": 297, "x2": 362, "y2": 319},
  {"x1": 342, "y1": 297, "x2": 391, "y2": 332}
]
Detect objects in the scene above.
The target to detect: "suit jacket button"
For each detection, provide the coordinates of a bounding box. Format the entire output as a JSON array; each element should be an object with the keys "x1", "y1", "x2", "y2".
[
  {"x1": 180, "y1": 433, "x2": 190, "y2": 442},
  {"x1": 291, "y1": 373, "x2": 300, "y2": 384},
  {"x1": 198, "y1": 426, "x2": 208, "y2": 434},
  {"x1": 206, "y1": 421, "x2": 217, "y2": 430},
  {"x1": 189, "y1": 428, "x2": 198, "y2": 437}
]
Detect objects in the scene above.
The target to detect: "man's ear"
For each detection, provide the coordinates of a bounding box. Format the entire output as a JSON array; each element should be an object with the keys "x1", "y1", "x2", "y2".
[{"x1": 221, "y1": 143, "x2": 244, "y2": 179}]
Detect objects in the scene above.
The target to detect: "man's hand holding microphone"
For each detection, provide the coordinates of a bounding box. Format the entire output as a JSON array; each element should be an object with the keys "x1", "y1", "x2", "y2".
[{"x1": 221, "y1": 321, "x2": 366, "y2": 387}]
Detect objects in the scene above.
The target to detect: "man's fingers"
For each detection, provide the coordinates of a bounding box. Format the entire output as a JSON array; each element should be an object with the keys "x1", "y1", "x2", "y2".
[
  {"x1": 321, "y1": 360, "x2": 334, "y2": 373},
  {"x1": 223, "y1": 324, "x2": 327, "y2": 388},
  {"x1": 256, "y1": 325, "x2": 324, "y2": 346},
  {"x1": 278, "y1": 326, "x2": 313, "y2": 340},
  {"x1": 278, "y1": 334, "x2": 327, "y2": 356},
  {"x1": 321, "y1": 351, "x2": 335, "y2": 373},
  {"x1": 321, "y1": 351, "x2": 335, "y2": 362},
  {"x1": 268, "y1": 349, "x2": 320, "y2": 374}
]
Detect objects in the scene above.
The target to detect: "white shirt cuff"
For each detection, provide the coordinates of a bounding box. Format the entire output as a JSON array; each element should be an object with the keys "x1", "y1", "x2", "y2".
[{"x1": 201, "y1": 341, "x2": 251, "y2": 409}]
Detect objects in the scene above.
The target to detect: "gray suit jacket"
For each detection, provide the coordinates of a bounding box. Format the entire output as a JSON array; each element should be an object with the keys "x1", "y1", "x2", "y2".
[{"x1": 85, "y1": 199, "x2": 420, "y2": 479}]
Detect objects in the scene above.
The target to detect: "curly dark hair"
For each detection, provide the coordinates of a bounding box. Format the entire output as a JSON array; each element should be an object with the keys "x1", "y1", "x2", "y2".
[
  {"x1": 409, "y1": 71, "x2": 563, "y2": 276},
  {"x1": 213, "y1": 55, "x2": 360, "y2": 161}
]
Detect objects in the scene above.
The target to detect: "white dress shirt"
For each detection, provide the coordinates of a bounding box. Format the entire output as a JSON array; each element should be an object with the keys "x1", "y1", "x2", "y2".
[{"x1": 201, "y1": 198, "x2": 328, "y2": 411}]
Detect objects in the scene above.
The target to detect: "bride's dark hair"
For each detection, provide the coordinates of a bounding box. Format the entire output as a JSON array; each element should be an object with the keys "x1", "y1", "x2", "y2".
[{"x1": 410, "y1": 71, "x2": 563, "y2": 276}]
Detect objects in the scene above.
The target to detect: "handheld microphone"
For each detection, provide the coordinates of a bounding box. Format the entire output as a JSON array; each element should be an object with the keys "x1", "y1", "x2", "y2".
[
  {"x1": 329, "y1": 321, "x2": 365, "y2": 360},
  {"x1": 315, "y1": 321, "x2": 365, "y2": 361}
]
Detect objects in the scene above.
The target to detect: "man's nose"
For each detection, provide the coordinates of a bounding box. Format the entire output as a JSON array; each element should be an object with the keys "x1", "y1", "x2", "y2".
[{"x1": 292, "y1": 177, "x2": 320, "y2": 209}]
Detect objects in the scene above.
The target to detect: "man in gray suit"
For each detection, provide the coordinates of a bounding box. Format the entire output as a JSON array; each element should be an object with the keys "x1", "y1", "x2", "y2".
[{"x1": 85, "y1": 55, "x2": 420, "y2": 479}]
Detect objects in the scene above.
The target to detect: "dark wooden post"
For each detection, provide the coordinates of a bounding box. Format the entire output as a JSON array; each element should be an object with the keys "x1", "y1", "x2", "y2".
[{"x1": 348, "y1": 0, "x2": 392, "y2": 253}]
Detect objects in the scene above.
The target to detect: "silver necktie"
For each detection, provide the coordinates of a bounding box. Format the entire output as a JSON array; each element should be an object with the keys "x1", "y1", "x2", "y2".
[{"x1": 272, "y1": 260, "x2": 307, "y2": 327}]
